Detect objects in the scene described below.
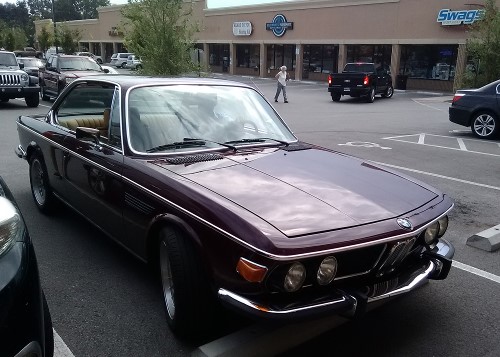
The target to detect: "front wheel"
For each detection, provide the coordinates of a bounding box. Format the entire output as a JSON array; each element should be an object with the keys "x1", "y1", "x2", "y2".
[
  {"x1": 25, "y1": 93, "x2": 40, "y2": 107},
  {"x1": 471, "y1": 111, "x2": 498, "y2": 139},
  {"x1": 366, "y1": 87, "x2": 376, "y2": 103},
  {"x1": 382, "y1": 85, "x2": 394, "y2": 98},
  {"x1": 158, "y1": 226, "x2": 214, "y2": 338},
  {"x1": 331, "y1": 93, "x2": 341, "y2": 102},
  {"x1": 29, "y1": 154, "x2": 56, "y2": 213}
]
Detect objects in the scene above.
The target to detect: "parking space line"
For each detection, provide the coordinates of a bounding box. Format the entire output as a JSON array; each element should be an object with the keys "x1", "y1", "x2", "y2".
[
  {"x1": 452, "y1": 261, "x2": 500, "y2": 284},
  {"x1": 418, "y1": 133, "x2": 425, "y2": 144},
  {"x1": 457, "y1": 138, "x2": 467, "y2": 151},
  {"x1": 372, "y1": 161, "x2": 500, "y2": 191},
  {"x1": 54, "y1": 329, "x2": 75, "y2": 357}
]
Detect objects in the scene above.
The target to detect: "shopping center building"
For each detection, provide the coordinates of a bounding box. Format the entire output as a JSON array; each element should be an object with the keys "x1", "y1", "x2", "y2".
[{"x1": 34, "y1": 0, "x2": 493, "y2": 92}]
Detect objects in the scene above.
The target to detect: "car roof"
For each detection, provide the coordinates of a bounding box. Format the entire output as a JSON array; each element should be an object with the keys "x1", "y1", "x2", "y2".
[{"x1": 72, "y1": 75, "x2": 254, "y2": 91}]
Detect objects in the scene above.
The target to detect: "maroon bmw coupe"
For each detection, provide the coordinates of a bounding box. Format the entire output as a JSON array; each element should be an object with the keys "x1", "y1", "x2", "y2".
[{"x1": 15, "y1": 75, "x2": 454, "y2": 337}]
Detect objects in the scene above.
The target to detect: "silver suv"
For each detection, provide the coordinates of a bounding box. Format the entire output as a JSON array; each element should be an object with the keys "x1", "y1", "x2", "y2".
[{"x1": 0, "y1": 50, "x2": 40, "y2": 107}]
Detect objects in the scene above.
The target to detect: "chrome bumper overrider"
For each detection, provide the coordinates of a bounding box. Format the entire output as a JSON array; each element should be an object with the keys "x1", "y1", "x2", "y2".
[
  {"x1": 218, "y1": 239, "x2": 454, "y2": 320},
  {"x1": 15, "y1": 144, "x2": 26, "y2": 159}
]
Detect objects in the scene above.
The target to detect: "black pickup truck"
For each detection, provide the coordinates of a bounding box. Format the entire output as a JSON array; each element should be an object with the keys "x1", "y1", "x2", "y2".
[{"x1": 328, "y1": 62, "x2": 393, "y2": 103}]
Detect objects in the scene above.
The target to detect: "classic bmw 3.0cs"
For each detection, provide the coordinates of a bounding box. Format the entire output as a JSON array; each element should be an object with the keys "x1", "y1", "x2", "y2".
[{"x1": 16, "y1": 75, "x2": 454, "y2": 337}]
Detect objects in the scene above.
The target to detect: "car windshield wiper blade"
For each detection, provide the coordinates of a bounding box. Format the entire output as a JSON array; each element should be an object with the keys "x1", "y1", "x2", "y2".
[
  {"x1": 224, "y1": 138, "x2": 289, "y2": 146},
  {"x1": 146, "y1": 138, "x2": 237, "y2": 153},
  {"x1": 183, "y1": 138, "x2": 237, "y2": 151},
  {"x1": 146, "y1": 140, "x2": 207, "y2": 153}
]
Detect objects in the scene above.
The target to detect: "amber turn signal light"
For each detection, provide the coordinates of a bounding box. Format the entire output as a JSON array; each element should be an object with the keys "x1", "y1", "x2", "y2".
[{"x1": 236, "y1": 257, "x2": 268, "y2": 283}]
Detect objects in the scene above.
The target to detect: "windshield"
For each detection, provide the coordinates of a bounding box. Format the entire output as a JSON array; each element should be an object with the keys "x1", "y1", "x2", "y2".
[
  {"x1": 0, "y1": 53, "x2": 19, "y2": 66},
  {"x1": 127, "y1": 84, "x2": 297, "y2": 153},
  {"x1": 18, "y1": 58, "x2": 44, "y2": 67},
  {"x1": 59, "y1": 58, "x2": 101, "y2": 71}
]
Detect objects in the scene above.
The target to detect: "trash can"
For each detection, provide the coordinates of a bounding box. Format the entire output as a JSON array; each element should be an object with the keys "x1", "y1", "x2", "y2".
[
  {"x1": 396, "y1": 75, "x2": 408, "y2": 90},
  {"x1": 222, "y1": 57, "x2": 229, "y2": 72}
]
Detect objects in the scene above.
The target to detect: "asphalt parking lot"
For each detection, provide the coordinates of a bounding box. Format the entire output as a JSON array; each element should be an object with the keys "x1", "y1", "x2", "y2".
[{"x1": 1, "y1": 72, "x2": 499, "y2": 357}]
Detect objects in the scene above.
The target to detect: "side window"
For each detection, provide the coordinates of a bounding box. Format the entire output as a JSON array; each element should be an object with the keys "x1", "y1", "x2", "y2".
[
  {"x1": 53, "y1": 83, "x2": 117, "y2": 140},
  {"x1": 108, "y1": 88, "x2": 122, "y2": 148},
  {"x1": 52, "y1": 57, "x2": 57, "y2": 70}
]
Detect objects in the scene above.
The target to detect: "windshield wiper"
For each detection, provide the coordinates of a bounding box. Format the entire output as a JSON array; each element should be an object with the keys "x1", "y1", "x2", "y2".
[
  {"x1": 60, "y1": 67, "x2": 77, "y2": 70},
  {"x1": 146, "y1": 138, "x2": 236, "y2": 153},
  {"x1": 224, "y1": 138, "x2": 289, "y2": 146}
]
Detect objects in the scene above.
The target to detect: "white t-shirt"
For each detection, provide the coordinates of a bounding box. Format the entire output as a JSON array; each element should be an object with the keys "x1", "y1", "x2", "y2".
[{"x1": 276, "y1": 71, "x2": 287, "y2": 86}]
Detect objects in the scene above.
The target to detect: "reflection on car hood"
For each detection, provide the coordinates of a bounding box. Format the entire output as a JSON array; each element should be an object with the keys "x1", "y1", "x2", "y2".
[
  {"x1": 154, "y1": 147, "x2": 438, "y2": 237},
  {"x1": 62, "y1": 70, "x2": 104, "y2": 77}
]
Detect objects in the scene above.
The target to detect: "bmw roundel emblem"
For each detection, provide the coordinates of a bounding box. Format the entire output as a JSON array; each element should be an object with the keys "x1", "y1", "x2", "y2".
[{"x1": 397, "y1": 218, "x2": 413, "y2": 230}]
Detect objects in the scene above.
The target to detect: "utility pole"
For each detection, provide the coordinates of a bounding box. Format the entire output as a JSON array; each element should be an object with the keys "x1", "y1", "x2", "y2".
[{"x1": 52, "y1": 0, "x2": 58, "y2": 54}]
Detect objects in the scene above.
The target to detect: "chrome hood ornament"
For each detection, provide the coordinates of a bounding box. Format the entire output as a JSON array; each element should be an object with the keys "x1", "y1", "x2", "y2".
[{"x1": 397, "y1": 218, "x2": 413, "y2": 230}]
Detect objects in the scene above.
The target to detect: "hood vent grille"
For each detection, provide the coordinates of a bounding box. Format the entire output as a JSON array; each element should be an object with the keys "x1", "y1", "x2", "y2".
[{"x1": 165, "y1": 153, "x2": 224, "y2": 165}]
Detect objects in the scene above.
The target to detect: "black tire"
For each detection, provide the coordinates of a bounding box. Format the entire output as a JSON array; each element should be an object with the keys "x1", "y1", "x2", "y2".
[
  {"x1": 25, "y1": 93, "x2": 40, "y2": 107},
  {"x1": 43, "y1": 293, "x2": 54, "y2": 357},
  {"x1": 366, "y1": 87, "x2": 376, "y2": 103},
  {"x1": 40, "y1": 85, "x2": 50, "y2": 101},
  {"x1": 331, "y1": 93, "x2": 341, "y2": 102},
  {"x1": 471, "y1": 111, "x2": 498, "y2": 139},
  {"x1": 29, "y1": 153, "x2": 56, "y2": 214},
  {"x1": 382, "y1": 85, "x2": 394, "y2": 98},
  {"x1": 158, "y1": 226, "x2": 214, "y2": 338}
]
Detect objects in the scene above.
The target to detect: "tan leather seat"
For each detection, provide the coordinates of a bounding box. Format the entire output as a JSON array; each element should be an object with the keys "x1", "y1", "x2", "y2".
[{"x1": 59, "y1": 108, "x2": 111, "y2": 137}]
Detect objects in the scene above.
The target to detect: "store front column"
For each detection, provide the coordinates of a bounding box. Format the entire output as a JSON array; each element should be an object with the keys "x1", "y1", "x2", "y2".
[
  {"x1": 113, "y1": 42, "x2": 118, "y2": 55},
  {"x1": 229, "y1": 43, "x2": 235, "y2": 75},
  {"x1": 260, "y1": 43, "x2": 267, "y2": 78},
  {"x1": 295, "y1": 44, "x2": 303, "y2": 81},
  {"x1": 390, "y1": 44, "x2": 401, "y2": 88},
  {"x1": 453, "y1": 44, "x2": 467, "y2": 92},
  {"x1": 203, "y1": 43, "x2": 210, "y2": 72},
  {"x1": 89, "y1": 42, "x2": 94, "y2": 54},
  {"x1": 338, "y1": 44, "x2": 347, "y2": 72},
  {"x1": 100, "y1": 43, "x2": 106, "y2": 62}
]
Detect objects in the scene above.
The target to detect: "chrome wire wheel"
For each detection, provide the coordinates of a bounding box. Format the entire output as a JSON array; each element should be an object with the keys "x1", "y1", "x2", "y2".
[
  {"x1": 30, "y1": 158, "x2": 46, "y2": 206},
  {"x1": 160, "y1": 239, "x2": 176, "y2": 320},
  {"x1": 472, "y1": 112, "x2": 497, "y2": 138}
]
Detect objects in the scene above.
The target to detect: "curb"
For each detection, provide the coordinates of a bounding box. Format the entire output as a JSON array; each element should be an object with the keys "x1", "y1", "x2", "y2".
[{"x1": 466, "y1": 224, "x2": 500, "y2": 252}]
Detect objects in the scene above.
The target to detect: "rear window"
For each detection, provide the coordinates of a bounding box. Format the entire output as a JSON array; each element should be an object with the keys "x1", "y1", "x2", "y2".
[
  {"x1": 343, "y1": 63, "x2": 376, "y2": 73},
  {"x1": 119, "y1": 54, "x2": 130, "y2": 58},
  {"x1": 111, "y1": 54, "x2": 117, "y2": 59}
]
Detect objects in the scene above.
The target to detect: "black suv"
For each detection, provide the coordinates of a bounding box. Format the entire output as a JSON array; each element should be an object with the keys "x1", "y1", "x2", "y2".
[{"x1": 39, "y1": 54, "x2": 108, "y2": 100}]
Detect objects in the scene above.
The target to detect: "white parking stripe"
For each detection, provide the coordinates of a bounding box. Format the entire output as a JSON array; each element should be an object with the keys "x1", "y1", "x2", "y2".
[
  {"x1": 418, "y1": 133, "x2": 425, "y2": 144},
  {"x1": 457, "y1": 138, "x2": 467, "y2": 151},
  {"x1": 452, "y1": 261, "x2": 500, "y2": 284},
  {"x1": 372, "y1": 161, "x2": 500, "y2": 191},
  {"x1": 54, "y1": 329, "x2": 75, "y2": 357}
]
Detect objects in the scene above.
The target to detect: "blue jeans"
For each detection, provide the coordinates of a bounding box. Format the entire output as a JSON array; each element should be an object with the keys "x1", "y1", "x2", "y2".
[{"x1": 274, "y1": 82, "x2": 287, "y2": 101}]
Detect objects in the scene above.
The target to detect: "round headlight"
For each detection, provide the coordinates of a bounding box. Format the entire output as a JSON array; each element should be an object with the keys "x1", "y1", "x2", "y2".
[
  {"x1": 0, "y1": 197, "x2": 22, "y2": 257},
  {"x1": 284, "y1": 262, "x2": 306, "y2": 292},
  {"x1": 21, "y1": 73, "x2": 28, "y2": 81},
  {"x1": 317, "y1": 256, "x2": 338, "y2": 285},
  {"x1": 437, "y1": 216, "x2": 448, "y2": 237},
  {"x1": 424, "y1": 221, "x2": 440, "y2": 245}
]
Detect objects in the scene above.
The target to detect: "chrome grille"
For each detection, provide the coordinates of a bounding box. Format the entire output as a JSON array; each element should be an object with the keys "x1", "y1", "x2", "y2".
[
  {"x1": 377, "y1": 237, "x2": 416, "y2": 276},
  {"x1": 0, "y1": 74, "x2": 21, "y2": 85}
]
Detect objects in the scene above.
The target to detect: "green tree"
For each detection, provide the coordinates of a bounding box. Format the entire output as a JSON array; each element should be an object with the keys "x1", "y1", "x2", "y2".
[
  {"x1": 121, "y1": 0, "x2": 199, "y2": 75},
  {"x1": 58, "y1": 25, "x2": 80, "y2": 54},
  {"x1": 37, "y1": 25, "x2": 53, "y2": 52},
  {"x1": 5, "y1": 32, "x2": 15, "y2": 51},
  {"x1": 463, "y1": 0, "x2": 500, "y2": 87}
]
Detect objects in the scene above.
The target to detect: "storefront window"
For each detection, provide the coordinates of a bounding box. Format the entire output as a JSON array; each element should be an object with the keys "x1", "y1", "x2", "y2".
[
  {"x1": 346, "y1": 44, "x2": 391, "y2": 69},
  {"x1": 266, "y1": 44, "x2": 295, "y2": 71},
  {"x1": 236, "y1": 44, "x2": 260, "y2": 69},
  {"x1": 400, "y1": 45, "x2": 458, "y2": 81},
  {"x1": 303, "y1": 44, "x2": 338, "y2": 76},
  {"x1": 209, "y1": 44, "x2": 229, "y2": 67}
]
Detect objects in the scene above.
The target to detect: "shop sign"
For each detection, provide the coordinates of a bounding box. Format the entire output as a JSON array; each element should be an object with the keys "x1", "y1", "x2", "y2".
[
  {"x1": 266, "y1": 14, "x2": 293, "y2": 37},
  {"x1": 233, "y1": 22, "x2": 253, "y2": 36},
  {"x1": 437, "y1": 9, "x2": 483, "y2": 26}
]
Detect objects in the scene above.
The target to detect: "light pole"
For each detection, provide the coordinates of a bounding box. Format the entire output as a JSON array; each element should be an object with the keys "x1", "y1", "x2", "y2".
[{"x1": 52, "y1": 0, "x2": 58, "y2": 54}]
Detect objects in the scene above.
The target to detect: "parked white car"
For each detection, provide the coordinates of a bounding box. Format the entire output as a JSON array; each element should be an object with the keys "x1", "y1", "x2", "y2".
[
  {"x1": 125, "y1": 55, "x2": 142, "y2": 70},
  {"x1": 110, "y1": 52, "x2": 133, "y2": 68},
  {"x1": 75, "y1": 51, "x2": 103, "y2": 64}
]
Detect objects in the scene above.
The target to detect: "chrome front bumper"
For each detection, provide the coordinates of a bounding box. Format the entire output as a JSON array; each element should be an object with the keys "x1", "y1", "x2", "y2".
[{"x1": 218, "y1": 239, "x2": 454, "y2": 320}]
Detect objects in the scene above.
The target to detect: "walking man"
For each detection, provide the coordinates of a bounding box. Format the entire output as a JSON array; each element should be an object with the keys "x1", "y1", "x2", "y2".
[{"x1": 274, "y1": 66, "x2": 289, "y2": 103}]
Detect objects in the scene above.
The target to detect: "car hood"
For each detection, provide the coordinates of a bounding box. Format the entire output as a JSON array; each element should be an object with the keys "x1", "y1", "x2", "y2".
[{"x1": 153, "y1": 147, "x2": 438, "y2": 237}]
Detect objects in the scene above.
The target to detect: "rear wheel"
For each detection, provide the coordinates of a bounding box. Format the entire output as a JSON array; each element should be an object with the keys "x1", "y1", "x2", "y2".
[
  {"x1": 471, "y1": 111, "x2": 498, "y2": 139},
  {"x1": 25, "y1": 93, "x2": 40, "y2": 107},
  {"x1": 158, "y1": 226, "x2": 214, "y2": 338},
  {"x1": 29, "y1": 154, "x2": 56, "y2": 213},
  {"x1": 366, "y1": 87, "x2": 376, "y2": 103},
  {"x1": 382, "y1": 85, "x2": 394, "y2": 98},
  {"x1": 331, "y1": 93, "x2": 341, "y2": 102}
]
